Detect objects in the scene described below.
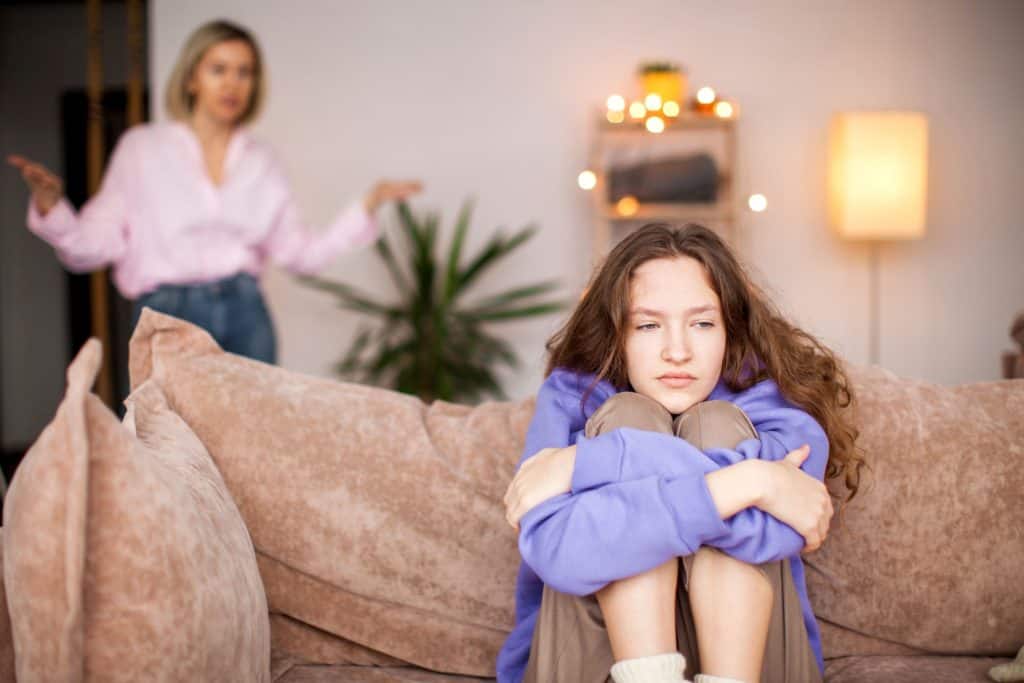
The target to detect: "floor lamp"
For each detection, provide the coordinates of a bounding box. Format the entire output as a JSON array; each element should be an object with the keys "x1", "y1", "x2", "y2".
[{"x1": 828, "y1": 111, "x2": 929, "y2": 365}]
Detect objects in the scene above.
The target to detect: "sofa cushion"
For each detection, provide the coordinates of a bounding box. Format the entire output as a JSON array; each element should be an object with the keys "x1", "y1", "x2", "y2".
[
  {"x1": 824, "y1": 655, "x2": 1013, "y2": 683},
  {"x1": 806, "y1": 366, "x2": 1024, "y2": 657},
  {"x1": 129, "y1": 309, "x2": 533, "y2": 677},
  {"x1": 270, "y1": 612, "x2": 403, "y2": 667},
  {"x1": 2, "y1": 339, "x2": 270, "y2": 682}
]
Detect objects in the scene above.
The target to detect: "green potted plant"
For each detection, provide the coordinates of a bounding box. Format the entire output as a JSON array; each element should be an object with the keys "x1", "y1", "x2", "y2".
[{"x1": 299, "y1": 200, "x2": 566, "y2": 403}]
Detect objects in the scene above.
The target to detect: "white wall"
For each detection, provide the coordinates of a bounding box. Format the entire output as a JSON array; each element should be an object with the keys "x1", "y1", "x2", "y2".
[{"x1": 151, "y1": 0, "x2": 1024, "y2": 399}]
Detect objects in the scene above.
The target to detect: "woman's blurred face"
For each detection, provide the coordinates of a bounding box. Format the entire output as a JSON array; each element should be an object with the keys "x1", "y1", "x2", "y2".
[{"x1": 188, "y1": 39, "x2": 255, "y2": 126}]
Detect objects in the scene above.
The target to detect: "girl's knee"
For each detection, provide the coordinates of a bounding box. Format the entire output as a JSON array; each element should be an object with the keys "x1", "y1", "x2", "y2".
[
  {"x1": 585, "y1": 392, "x2": 674, "y2": 437},
  {"x1": 674, "y1": 400, "x2": 757, "y2": 450}
]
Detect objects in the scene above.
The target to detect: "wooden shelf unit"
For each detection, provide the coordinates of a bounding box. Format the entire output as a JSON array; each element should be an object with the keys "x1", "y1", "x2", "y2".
[{"x1": 588, "y1": 112, "x2": 738, "y2": 261}]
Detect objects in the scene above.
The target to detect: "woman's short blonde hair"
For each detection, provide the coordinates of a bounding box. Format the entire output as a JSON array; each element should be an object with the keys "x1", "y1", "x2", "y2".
[{"x1": 164, "y1": 20, "x2": 265, "y2": 124}]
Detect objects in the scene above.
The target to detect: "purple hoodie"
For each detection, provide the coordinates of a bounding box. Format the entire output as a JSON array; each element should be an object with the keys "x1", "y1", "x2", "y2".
[{"x1": 496, "y1": 368, "x2": 828, "y2": 682}]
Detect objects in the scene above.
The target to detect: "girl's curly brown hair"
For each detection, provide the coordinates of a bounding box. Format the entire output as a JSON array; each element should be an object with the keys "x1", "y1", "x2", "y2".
[{"x1": 546, "y1": 223, "x2": 864, "y2": 499}]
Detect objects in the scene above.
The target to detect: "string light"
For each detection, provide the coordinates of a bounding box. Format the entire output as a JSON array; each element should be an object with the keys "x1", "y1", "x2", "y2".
[
  {"x1": 714, "y1": 100, "x2": 734, "y2": 118},
  {"x1": 616, "y1": 195, "x2": 639, "y2": 216},
  {"x1": 578, "y1": 170, "x2": 597, "y2": 190}
]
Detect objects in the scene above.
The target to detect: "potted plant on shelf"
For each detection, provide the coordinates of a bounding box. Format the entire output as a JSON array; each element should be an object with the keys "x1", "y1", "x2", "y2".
[{"x1": 299, "y1": 200, "x2": 566, "y2": 403}]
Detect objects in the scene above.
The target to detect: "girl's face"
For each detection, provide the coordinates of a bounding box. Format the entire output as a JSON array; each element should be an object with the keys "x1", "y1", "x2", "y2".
[
  {"x1": 188, "y1": 39, "x2": 255, "y2": 126},
  {"x1": 623, "y1": 256, "x2": 727, "y2": 414}
]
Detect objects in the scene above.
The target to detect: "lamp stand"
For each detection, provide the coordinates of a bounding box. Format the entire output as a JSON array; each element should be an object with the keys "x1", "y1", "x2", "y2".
[{"x1": 868, "y1": 242, "x2": 881, "y2": 366}]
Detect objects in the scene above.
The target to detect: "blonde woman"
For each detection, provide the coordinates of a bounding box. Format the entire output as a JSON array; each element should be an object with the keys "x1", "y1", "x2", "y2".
[{"x1": 8, "y1": 19, "x2": 421, "y2": 363}]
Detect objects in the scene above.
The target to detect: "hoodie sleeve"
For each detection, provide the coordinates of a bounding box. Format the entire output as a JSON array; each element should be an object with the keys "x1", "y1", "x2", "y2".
[
  {"x1": 515, "y1": 368, "x2": 616, "y2": 469},
  {"x1": 568, "y1": 379, "x2": 829, "y2": 565},
  {"x1": 517, "y1": 450, "x2": 732, "y2": 595}
]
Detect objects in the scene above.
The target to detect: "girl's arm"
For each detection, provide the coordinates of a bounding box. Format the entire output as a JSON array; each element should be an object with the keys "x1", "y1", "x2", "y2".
[
  {"x1": 21, "y1": 129, "x2": 139, "y2": 271},
  {"x1": 569, "y1": 419, "x2": 828, "y2": 564},
  {"x1": 515, "y1": 368, "x2": 616, "y2": 470},
  {"x1": 516, "y1": 452, "x2": 746, "y2": 596},
  {"x1": 517, "y1": 443, "x2": 828, "y2": 596},
  {"x1": 512, "y1": 377, "x2": 829, "y2": 591}
]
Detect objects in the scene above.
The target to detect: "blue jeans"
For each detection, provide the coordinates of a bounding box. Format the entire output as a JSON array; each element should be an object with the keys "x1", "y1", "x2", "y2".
[{"x1": 132, "y1": 273, "x2": 277, "y2": 364}]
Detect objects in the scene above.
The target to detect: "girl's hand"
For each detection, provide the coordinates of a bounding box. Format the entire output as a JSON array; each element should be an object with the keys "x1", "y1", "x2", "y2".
[
  {"x1": 363, "y1": 179, "x2": 423, "y2": 214},
  {"x1": 7, "y1": 154, "x2": 63, "y2": 215},
  {"x1": 756, "y1": 445, "x2": 834, "y2": 553},
  {"x1": 504, "y1": 445, "x2": 577, "y2": 531}
]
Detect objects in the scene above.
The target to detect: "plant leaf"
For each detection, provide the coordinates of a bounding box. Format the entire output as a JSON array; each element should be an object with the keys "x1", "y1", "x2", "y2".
[
  {"x1": 298, "y1": 275, "x2": 404, "y2": 317},
  {"x1": 443, "y1": 198, "x2": 475, "y2": 303},
  {"x1": 467, "y1": 280, "x2": 561, "y2": 312},
  {"x1": 374, "y1": 234, "x2": 410, "y2": 296},
  {"x1": 455, "y1": 223, "x2": 538, "y2": 297},
  {"x1": 459, "y1": 301, "x2": 567, "y2": 322}
]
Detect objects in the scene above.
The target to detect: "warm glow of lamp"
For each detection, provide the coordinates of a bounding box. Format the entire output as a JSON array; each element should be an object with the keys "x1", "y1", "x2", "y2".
[
  {"x1": 828, "y1": 112, "x2": 929, "y2": 240},
  {"x1": 606, "y1": 94, "x2": 626, "y2": 112},
  {"x1": 629, "y1": 101, "x2": 647, "y2": 119},
  {"x1": 663, "y1": 100, "x2": 680, "y2": 117},
  {"x1": 644, "y1": 93, "x2": 663, "y2": 111},
  {"x1": 606, "y1": 110, "x2": 625, "y2": 124}
]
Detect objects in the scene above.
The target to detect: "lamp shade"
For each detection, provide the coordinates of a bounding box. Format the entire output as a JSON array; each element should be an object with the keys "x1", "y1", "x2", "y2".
[{"x1": 828, "y1": 111, "x2": 928, "y2": 240}]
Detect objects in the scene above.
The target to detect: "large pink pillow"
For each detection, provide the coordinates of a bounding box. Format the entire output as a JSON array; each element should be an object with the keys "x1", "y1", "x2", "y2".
[
  {"x1": 129, "y1": 309, "x2": 533, "y2": 676},
  {"x1": 2, "y1": 339, "x2": 270, "y2": 682},
  {"x1": 806, "y1": 366, "x2": 1024, "y2": 656}
]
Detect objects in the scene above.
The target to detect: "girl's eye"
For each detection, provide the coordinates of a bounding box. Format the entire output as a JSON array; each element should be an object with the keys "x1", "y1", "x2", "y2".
[
  {"x1": 636, "y1": 323, "x2": 659, "y2": 331},
  {"x1": 210, "y1": 64, "x2": 225, "y2": 75},
  {"x1": 694, "y1": 321, "x2": 715, "y2": 329}
]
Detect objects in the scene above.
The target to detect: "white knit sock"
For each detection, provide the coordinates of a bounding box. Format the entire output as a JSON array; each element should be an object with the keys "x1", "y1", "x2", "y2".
[
  {"x1": 694, "y1": 674, "x2": 747, "y2": 683},
  {"x1": 610, "y1": 652, "x2": 689, "y2": 683}
]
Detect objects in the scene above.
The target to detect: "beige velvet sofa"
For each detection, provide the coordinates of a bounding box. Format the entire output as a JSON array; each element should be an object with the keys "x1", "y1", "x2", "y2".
[{"x1": 0, "y1": 309, "x2": 1021, "y2": 683}]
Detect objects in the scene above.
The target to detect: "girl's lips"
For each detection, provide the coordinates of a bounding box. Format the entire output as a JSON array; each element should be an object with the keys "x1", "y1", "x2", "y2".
[{"x1": 658, "y1": 375, "x2": 695, "y2": 388}]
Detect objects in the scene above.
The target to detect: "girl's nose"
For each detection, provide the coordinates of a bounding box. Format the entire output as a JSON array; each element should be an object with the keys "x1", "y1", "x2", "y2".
[{"x1": 661, "y1": 331, "x2": 692, "y2": 362}]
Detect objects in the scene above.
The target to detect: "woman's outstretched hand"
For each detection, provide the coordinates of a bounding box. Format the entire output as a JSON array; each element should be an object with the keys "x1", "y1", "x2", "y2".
[
  {"x1": 504, "y1": 445, "x2": 577, "y2": 532},
  {"x1": 757, "y1": 445, "x2": 834, "y2": 553},
  {"x1": 363, "y1": 179, "x2": 423, "y2": 214},
  {"x1": 7, "y1": 154, "x2": 63, "y2": 216}
]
